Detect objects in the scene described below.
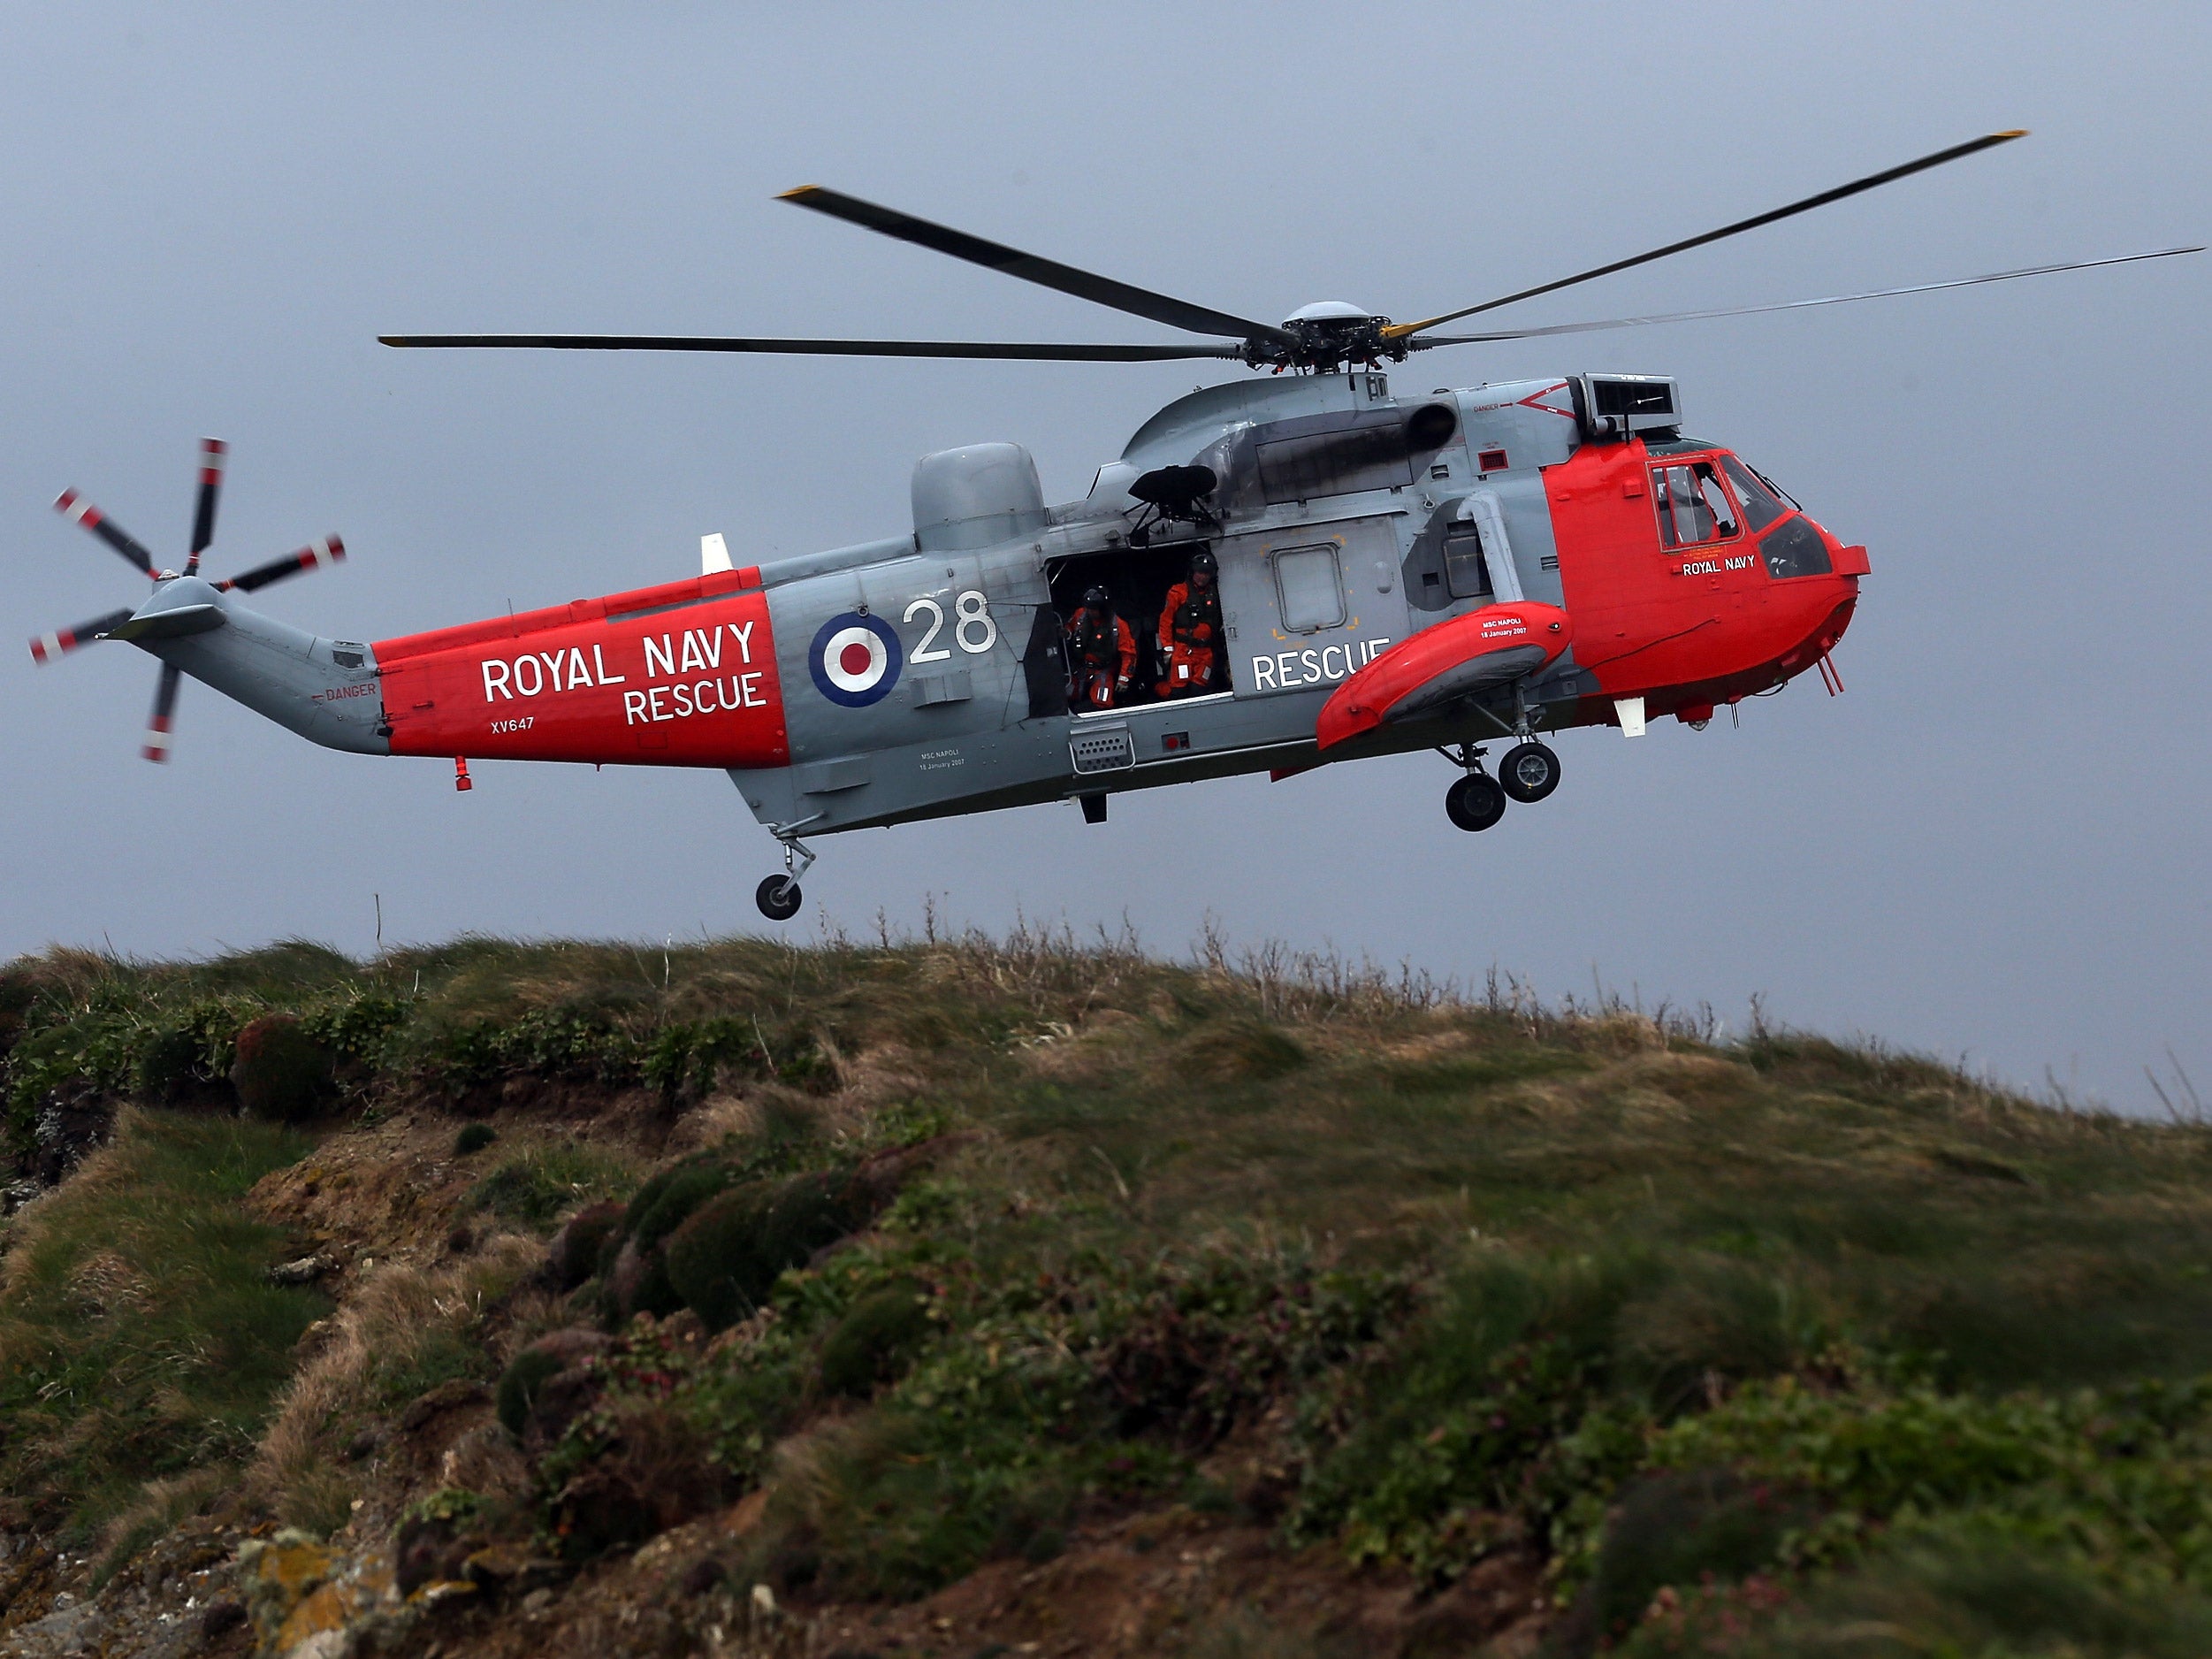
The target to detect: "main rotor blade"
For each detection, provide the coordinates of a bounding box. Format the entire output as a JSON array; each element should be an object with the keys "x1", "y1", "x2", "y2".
[
  {"x1": 378, "y1": 333, "x2": 1242, "y2": 362},
  {"x1": 1407, "y1": 245, "x2": 2202, "y2": 349},
  {"x1": 187, "y1": 437, "x2": 226, "y2": 572},
  {"x1": 1386, "y1": 129, "x2": 2031, "y2": 340},
  {"x1": 143, "y1": 662, "x2": 180, "y2": 763},
  {"x1": 28, "y1": 608, "x2": 136, "y2": 664},
  {"x1": 217, "y1": 535, "x2": 345, "y2": 593},
  {"x1": 1407, "y1": 247, "x2": 2206, "y2": 348},
  {"x1": 54, "y1": 489, "x2": 159, "y2": 575},
  {"x1": 779, "y1": 185, "x2": 1291, "y2": 348}
]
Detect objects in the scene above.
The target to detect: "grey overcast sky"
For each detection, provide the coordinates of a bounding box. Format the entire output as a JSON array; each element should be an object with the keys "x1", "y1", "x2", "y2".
[{"x1": 2, "y1": 3, "x2": 2205, "y2": 1111}]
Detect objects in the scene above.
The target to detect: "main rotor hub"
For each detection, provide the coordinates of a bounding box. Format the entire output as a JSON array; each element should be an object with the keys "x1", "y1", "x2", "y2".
[{"x1": 1253, "y1": 301, "x2": 1401, "y2": 373}]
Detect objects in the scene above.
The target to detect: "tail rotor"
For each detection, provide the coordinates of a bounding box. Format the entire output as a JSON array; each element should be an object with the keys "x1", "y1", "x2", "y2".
[{"x1": 28, "y1": 440, "x2": 345, "y2": 761}]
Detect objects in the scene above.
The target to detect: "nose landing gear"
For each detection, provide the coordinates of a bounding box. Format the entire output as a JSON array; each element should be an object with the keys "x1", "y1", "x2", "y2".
[{"x1": 756, "y1": 829, "x2": 818, "y2": 921}]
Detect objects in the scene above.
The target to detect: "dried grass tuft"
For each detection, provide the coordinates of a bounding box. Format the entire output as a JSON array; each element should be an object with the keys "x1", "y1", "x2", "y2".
[{"x1": 250, "y1": 1234, "x2": 541, "y2": 1532}]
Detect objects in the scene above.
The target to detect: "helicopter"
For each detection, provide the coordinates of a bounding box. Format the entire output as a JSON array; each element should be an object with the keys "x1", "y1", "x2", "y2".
[{"x1": 28, "y1": 131, "x2": 2198, "y2": 921}]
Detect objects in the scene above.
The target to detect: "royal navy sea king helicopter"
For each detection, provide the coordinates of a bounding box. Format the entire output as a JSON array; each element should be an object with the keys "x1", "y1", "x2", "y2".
[{"x1": 29, "y1": 132, "x2": 2198, "y2": 919}]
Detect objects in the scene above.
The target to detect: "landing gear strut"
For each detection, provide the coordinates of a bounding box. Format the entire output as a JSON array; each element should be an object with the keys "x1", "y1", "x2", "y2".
[{"x1": 756, "y1": 830, "x2": 818, "y2": 922}]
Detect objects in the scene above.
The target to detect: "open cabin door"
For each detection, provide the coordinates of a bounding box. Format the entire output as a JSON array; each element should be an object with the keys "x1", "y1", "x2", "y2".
[{"x1": 1218, "y1": 516, "x2": 1410, "y2": 699}]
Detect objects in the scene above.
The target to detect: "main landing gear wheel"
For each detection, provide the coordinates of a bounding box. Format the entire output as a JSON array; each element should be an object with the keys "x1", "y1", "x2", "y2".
[
  {"x1": 1445, "y1": 772, "x2": 1507, "y2": 832},
  {"x1": 755, "y1": 875, "x2": 803, "y2": 921},
  {"x1": 1498, "y1": 741, "x2": 1562, "y2": 804}
]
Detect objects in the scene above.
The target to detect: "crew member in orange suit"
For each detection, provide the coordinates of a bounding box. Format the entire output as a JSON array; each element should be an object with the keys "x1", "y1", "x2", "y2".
[
  {"x1": 1156, "y1": 548, "x2": 1223, "y2": 698},
  {"x1": 1067, "y1": 585, "x2": 1137, "y2": 709}
]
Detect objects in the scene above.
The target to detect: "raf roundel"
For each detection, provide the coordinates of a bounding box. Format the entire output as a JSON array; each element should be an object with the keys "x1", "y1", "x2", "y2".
[{"x1": 808, "y1": 611, "x2": 903, "y2": 707}]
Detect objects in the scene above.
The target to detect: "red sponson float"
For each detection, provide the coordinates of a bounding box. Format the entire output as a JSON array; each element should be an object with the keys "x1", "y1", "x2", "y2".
[{"x1": 1316, "y1": 601, "x2": 1573, "y2": 752}]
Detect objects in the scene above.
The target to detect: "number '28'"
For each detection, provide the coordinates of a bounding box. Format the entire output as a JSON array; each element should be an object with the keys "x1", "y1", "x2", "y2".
[{"x1": 904, "y1": 590, "x2": 999, "y2": 662}]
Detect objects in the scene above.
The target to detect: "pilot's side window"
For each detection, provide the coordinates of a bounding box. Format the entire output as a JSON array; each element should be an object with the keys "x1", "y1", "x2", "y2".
[{"x1": 1652, "y1": 462, "x2": 1742, "y2": 548}]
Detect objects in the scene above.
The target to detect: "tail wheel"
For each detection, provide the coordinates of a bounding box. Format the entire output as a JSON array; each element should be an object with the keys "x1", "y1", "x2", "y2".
[
  {"x1": 1445, "y1": 772, "x2": 1507, "y2": 832},
  {"x1": 1499, "y1": 741, "x2": 1561, "y2": 804},
  {"x1": 755, "y1": 875, "x2": 803, "y2": 921}
]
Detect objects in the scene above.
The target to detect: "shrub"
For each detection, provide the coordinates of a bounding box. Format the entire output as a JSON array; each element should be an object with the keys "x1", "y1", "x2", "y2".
[
  {"x1": 1174, "y1": 1018, "x2": 1307, "y2": 1083},
  {"x1": 1634, "y1": 1543, "x2": 2212, "y2": 1659},
  {"x1": 623, "y1": 1155, "x2": 743, "y2": 1252},
  {"x1": 296, "y1": 990, "x2": 408, "y2": 1066},
  {"x1": 421, "y1": 1005, "x2": 645, "y2": 1096},
  {"x1": 664, "y1": 1171, "x2": 873, "y2": 1332},
  {"x1": 546, "y1": 1200, "x2": 626, "y2": 1290},
  {"x1": 496, "y1": 1347, "x2": 568, "y2": 1437},
  {"x1": 1560, "y1": 1468, "x2": 1819, "y2": 1656},
  {"x1": 543, "y1": 1384, "x2": 734, "y2": 1559},
  {"x1": 229, "y1": 1014, "x2": 335, "y2": 1122},
  {"x1": 819, "y1": 1281, "x2": 934, "y2": 1397},
  {"x1": 127, "y1": 999, "x2": 252, "y2": 1105}
]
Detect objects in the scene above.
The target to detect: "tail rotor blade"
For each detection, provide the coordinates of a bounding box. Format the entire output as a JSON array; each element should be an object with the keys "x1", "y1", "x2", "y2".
[
  {"x1": 186, "y1": 438, "x2": 227, "y2": 575},
  {"x1": 28, "y1": 607, "x2": 136, "y2": 664},
  {"x1": 142, "y1": 663, "x2": 181, "y2": 763},
  {"x1": 55, "y1": 490, "x2": 160, "y2": 576},
  {"x1": 217, "y1": 534, "x2": 344, "y2": 593}
]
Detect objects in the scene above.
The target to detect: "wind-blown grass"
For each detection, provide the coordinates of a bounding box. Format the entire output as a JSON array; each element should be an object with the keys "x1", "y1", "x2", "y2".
[{"x1": 0, "y1": 1109, "x2": 321, "y2": 1541}]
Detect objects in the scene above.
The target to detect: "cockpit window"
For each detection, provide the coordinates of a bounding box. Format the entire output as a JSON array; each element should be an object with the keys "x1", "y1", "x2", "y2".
[
  {"x1": 1718, "y1": 455, "x2": 1789, "y2": 534},
  {"x1": 1651, "y1": 460, "x2": 1741, "y2": 547}
]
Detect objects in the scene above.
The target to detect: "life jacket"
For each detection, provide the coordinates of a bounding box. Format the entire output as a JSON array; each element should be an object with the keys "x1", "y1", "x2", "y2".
[
  {"x1": 1071, "y1": 608, "x2": 1121, "y2": 669},
  {"x1": 1173, "y1": 592, "x2": 1219, "y2": 643},
  {"x1": 1160, "y1": 580, "x2": 1220, "y2": 646}
]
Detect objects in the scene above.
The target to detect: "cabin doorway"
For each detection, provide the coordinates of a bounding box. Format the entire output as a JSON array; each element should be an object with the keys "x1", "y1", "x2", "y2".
[{"x1": 1043, "y1": 538, "x2": 1231, "y2": 714}]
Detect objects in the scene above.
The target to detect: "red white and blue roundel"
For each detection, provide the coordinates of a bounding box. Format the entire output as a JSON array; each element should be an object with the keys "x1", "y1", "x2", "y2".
[{"x1": 808, "y1": 611, "x2": 903, "y2": 707}]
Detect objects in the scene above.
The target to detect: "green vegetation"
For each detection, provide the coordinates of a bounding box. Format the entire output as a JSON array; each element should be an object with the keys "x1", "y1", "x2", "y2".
[
  {"x1": 464, "y1": 1141, "x2": 638, "y2": 1226},
  {"x1": 5, "y1": 929, "x2": 2212, "y2": 1654},
  {"x1": 0, "y1": 1110, "x2": 322, "y2": 1542}
]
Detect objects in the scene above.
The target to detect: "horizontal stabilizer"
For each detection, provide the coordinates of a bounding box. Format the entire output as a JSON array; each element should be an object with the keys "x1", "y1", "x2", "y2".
[{"x1": 109, "y1": 603, "x2": 225, "y2": 644}]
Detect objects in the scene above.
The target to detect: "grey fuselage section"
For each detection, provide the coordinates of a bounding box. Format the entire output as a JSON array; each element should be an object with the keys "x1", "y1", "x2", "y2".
[
  {"x1": 730, "y1": 370, "x2": 1588, "y2": 837},
  {"x1": 128, "y1": 576, "x2": 390, "y2": 755}
]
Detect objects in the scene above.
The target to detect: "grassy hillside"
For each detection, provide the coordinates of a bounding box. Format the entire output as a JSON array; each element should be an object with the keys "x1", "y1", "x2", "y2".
[{"x1": 4, "y1": 931, "x2": 2211, "y2": 1656}]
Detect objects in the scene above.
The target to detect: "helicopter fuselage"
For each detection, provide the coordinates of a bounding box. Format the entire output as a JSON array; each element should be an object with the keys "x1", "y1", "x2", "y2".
[{"x1": 342, "y1": 369, "x2": 1864, "y2": 839}]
